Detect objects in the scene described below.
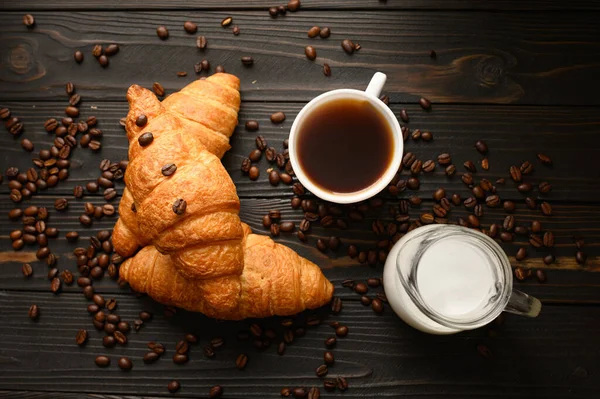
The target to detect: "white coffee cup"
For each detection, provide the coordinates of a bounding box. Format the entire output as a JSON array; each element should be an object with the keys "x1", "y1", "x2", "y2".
[{"x1": 288, "y1": 72, "x2": 403, "y2": 204}]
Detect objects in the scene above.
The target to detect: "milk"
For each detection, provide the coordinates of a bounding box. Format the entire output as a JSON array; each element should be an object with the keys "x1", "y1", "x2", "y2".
[{"x1": 383, "y1": 225, "x2": 505, "y2": 334}]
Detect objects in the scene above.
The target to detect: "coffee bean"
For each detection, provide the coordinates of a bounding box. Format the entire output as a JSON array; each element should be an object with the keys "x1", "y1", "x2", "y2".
[
  {"x1": 235, "y1": 353, "x2": 248, "y2": 370},
  {"x1": 334, "y1": 376, "x2": 348, "y2": 391},
  {"x1": 165, "y1": 380, "x2": 181, "y2": 394},
  {"x1": 443, "y1": 164, "x2": 455, "y2": 176},
  {"x1": 536, "y1": 181, "x2": 552, "y2": 194},
  {"x1": 537, "y1": 153, "x2": 552, "y2": 164},
  {"x1": 576, "y1": 251, "x2": 586, "y2": 265},
  {"x1": 410, "y1": 159, "x2": 423, "y2": 174},
  {"x1": 419, "y1": 97, "x2": 431, "y2": 109},
  {"x1": 531, "y1": 220, "x2": 541, "y2": 233},
  {"x1": 280, "y1": 172, "x2": 292, "y2": 184},
  {"x1": 23, "y1": 14, "x2": 35, "y2": 27},
  {"x1": 209, "y1": 385, "x2": 223, "y2": 398},
  {"x1": 517, "y1": 182, "x2": 532, "y2": 192},
  {"x1": 514, "y1": 267, "x2": 527, "y2": 281},
  {"x1": 463, "y1": 160, "x2": 476, "y2": 173},
  {"x1": 306, "y1": 387, "x2": 320, "y2": 399},
  {"x1": 280, "y1": 221, "x2": 295, "y2": 232},
  {"x1": 542, "y1": 254, "x2": 555, "y2": 265},
  {"x1": 284, "y1": 0, "x2": 301, "y2": 11},
  {"x1": 341, "y1": 39, "x2": 355, "y2": 54},
  {"x1": 20, "y1": 138, "x2": 34, "y2": 152},
  {"x1": 516, "y1": 247, "x2": 527, "y2": 261},
  {"x1": 245, "y1": 120, "x2": 259, "y2": 131},
  {"x1": 246, "y1": 165, "x2": 259, "y2": 180},
  {"x1": 0, "y1": 107, "x2": 10, "y2": 119},
  {"x1": 431, "y1": 188, "x2": 446, "y2": 202},
  {"x1": 421, "y1": 131, "x2": 433, "y2": 141},
  {"x1": 268, "y1": 112, "x2": 286, "y2": 125},
  {"x1": 480, "y1": 158, "x2": 489, "y2": 171},
  {"x1": 371, "y1": 298, "x2": 384, "y2": 314},
  {"x1": 161, "y1": 163, "x2": 177, "y2": 176},
  {"x1": 152, "y1": 82, "x2": 165, "y2": 97},
  {"x1": 540, "y1": 201, "x2": 552, "y2": 216},
  {"x1": 172, "y1": 198, "x2": 187, "y2": 215},
  {"x1": 509, "y1": 165, "x2": 522, "y2": 182},
  {"x1": 335, "y1": 325, "x2": 348, "y2": 337},
  {"x1": 475, "y1": 140, "x2": 488, "y2": 154},
  {"x1": 156, "y1": 26, "x2": 169, "y2": 40},
  {"x1": 241, "y1": 56, "x2": 254, "y2": 66},
  {"x1": 304, "y1": 46, "x2": 317, "y2": 60},
  {"x1": 519, "y1": 161, "x2": 533, "y2": 175},
  {"x1": 503, "y1": 215, "x2": 515, "y2": 231},
  {"x1": 500, "y1": 232, "x2": 513, "y2": 242},
  {"x1": 172, "y1": 353, "x2": 188, "y2": 364},
  {"x1": 353, "y1": 282, "x2": 368, "y2": 295},
  {"x1": 115, "y1": 357, "x2": 133, "y2": 371},
  {"x1": 95, "y1": 355, "x2": 110, "y2": 367},
  {"x1": 543, "y1": 231, "x2": 554, "y2": 247},
  {"x1": 529, "y1": 235, "x2": 543, "y2": 248},
  {"x1": 315, "y1": 364, "x2": 328, "y2": 377},
  {"x1": 28, "y1": 304, "x2": 39, "y2": 320}
]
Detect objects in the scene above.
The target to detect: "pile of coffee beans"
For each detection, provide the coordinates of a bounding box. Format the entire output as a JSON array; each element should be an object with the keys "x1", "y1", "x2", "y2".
[{"x1": 241, "y1": 113, "x2": 293, "y2": 184}]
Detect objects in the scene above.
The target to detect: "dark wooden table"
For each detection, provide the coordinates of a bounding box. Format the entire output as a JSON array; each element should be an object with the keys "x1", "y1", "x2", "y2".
[{"x1": 1, "y1": 1, "x2": 599, "y2": 398}]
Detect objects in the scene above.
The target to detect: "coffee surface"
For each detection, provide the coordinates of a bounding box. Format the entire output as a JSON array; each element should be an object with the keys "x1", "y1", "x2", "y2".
[{"x1": 296, "y1": 98, "x2": 393, "y2": 194}]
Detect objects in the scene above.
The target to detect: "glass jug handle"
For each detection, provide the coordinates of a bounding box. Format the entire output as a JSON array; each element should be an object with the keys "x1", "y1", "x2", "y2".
[{"x1": 504, "y1": 289, "x2": 542, "y2": 317}]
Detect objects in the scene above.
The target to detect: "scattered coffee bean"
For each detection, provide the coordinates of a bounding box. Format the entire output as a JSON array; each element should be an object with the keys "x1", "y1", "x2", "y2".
[
  {"x1": 209, "y1": 385, "x2": 223, "y2": 398},
  {"x1": 372, "y1": 298, "x2": 384, "y2": 314},
  {"x1": 95, "y1": 355, "x2": 110, "y2": 367},
  {"x1": 516, "y1": 247, "x2": 527, "y2": 261},
  {"x1": 241, "y1": 56, "x2": 254, "y2": 65},
  {"x1": 540, "y1": 201, "x2": 552, "y2": 216},
  {"x1": 308, "y1": 26, "x2": 321, "y2": 38},
  {"x1": 156, "y1": 26, "x2": 169, "y2": 39},
  {"x1": 509, "y1": 165, "x2": 522, "y2": 182},
  {"x1": 196, "y1": 35, "x2": 207, "y2": 49},
  {"x1": 419, "y1": 97, "x2": 431, "y2": 109},
  {"x1": 464, "y1": 160, "x2": 476, "y2": 172},
  {"x1": 475, "y1": 140, "x2": 488, "y2": 154},
  {"x1": 168, "y1": 380, "x2": 181, "y2": 393},
  {"x1": 28, "y1": 304, "x2": 39, "y2": 320},
  {"x1": 335, "y1": 325, "x2": 348, "y2": 337},
  {"x1": 316, "y1": 364, "x2": 328, "y2": 377},
  {"x1": 543, "y1": 254, "x2": 555, "y2": 265},
  {"x1": 341, "y1": 39, "x2": 355, "y2": 54},
  {"x1": 529, "y1": 235, "x2": 543, "y2": 248},
  {"x1": 320, "y1": 26, "x2": 331, "y2": 38},
  {"x1": 270, "y1": 112, "x2": 286, "y2": 124},
  {"x1": 537, "y1": 153, "x2": 552, "y2": 164},
  {"x1": 98, "y1": 55, "x2": 109, "y2": 67},
  {"x1": 576, "y1": 251, "x2": 586, "y2": 265},
  {"x1": 248, "y1": 166, "x2": 259, "y2": 180},
  {"x1": 23, "y1": 14, "x2": 35, "y2": 27},
  {"x1": 543, "y1": 231, "x2": 554, "y2": 247},
  {"x1": 531, "y1": 220, "x2": 542, "y2": 233}
]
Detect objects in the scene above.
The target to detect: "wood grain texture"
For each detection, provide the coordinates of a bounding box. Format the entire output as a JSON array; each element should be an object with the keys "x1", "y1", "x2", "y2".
[
  {"x1": 1, "y1": 11, "x2": 600, "y2": 104},
  {"x1": 2, "y1": 0, "x2": 600, "y2": 11},
  {"x1": 0, "y1": 291, "x2": 598, "y2": 398},
  {"x1": 1, "y1": 101, "x2": 598, "y2": 201},
  {"x1": 1, "y1": 196, "x2": 599, "y2": 303}
]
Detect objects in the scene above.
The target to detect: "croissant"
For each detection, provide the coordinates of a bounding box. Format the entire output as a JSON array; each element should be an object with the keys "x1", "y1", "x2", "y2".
[
  {"x1": 120, "y1": 223, "x2": 333, "y2": 319},
  {"x1": 112, "y1": 74, "x2": 334, "y2": 319}
]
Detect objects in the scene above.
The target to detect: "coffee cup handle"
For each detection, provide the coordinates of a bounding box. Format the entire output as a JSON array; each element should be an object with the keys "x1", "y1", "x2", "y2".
[
  {"x1": 504, "y1": 289, "x2": 542, "y2": 318},
  {"x1": 365, "y1": 72, "x2": 387, "y2": 98}
]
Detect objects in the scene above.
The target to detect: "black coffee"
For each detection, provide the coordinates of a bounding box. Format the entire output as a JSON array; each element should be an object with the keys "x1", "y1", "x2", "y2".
[{"x1": 296, "y1": 98, "x2": 393, "y2": 193}]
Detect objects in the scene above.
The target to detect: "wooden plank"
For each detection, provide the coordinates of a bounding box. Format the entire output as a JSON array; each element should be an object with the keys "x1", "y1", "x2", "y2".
[
  {"x1": 0, "y1": 291, "x2": 598, "y2": 398},
  {"x1": 3, "y1": 0, "x2": 600, "y2": 11},
  {"x1": 1, "y1": 11, "x2": 600, "y2": 104},
  {"x1": 1, "y1": 101, "x2": 598, "y2": 201},
  {"x1": 1, "y1": 196, "x2": 599, "y2": 303}
]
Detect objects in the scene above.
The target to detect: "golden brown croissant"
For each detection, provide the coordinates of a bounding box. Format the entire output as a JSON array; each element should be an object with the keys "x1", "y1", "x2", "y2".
[
  {"x1": 120, "y1": 224, "x2": 334, "y2": 320},
  {"x1": 112, "y1": 73, "x2": 334, "y2": 319}
]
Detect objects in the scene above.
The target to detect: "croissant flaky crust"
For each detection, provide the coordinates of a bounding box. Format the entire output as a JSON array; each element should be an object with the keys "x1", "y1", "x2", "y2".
[{"x1": 112, "y1": 74, "x2": 334, "y2": 319}]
